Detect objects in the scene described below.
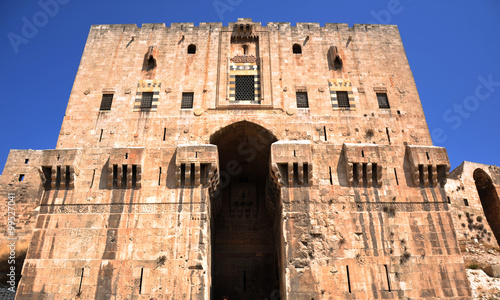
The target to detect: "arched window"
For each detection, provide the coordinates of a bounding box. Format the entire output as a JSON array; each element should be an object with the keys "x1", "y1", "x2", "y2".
[
  {"x1": 187, "y1": 44, "x2": 196, "y2": 54},
  {"x1": 292, "y1": 43, "x2": 302, "y2": 54}
]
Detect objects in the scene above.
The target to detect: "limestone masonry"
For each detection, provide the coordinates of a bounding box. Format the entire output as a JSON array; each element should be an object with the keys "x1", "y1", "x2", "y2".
[{"x1": 2, "y1": 18, "x2": 500, "y2": 299}]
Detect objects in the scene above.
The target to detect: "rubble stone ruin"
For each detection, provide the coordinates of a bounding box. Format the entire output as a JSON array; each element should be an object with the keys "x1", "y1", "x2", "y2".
[{"x1": 3, "y1": 18, "x2": 500, "y2": 299}]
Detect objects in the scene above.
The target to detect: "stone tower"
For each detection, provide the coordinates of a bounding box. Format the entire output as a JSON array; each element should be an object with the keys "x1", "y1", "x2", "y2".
[{"x1": 1, "y1": 18, "x2": 472, "y2": 299}]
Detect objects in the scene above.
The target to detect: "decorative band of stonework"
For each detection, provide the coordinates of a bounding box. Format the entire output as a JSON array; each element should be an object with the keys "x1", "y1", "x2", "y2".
[
  {"x1": 133, "y1": 80, "x2": 162, "y2": 111},
  {"x1": 329, "y1": 79, "x2": 356, "y2": 110},
  {"x1": 331, "y1": 202, "x2": 450, "y2": 213},
  {"x1": 229, "y1": 64, "x2": 259, "y2": 71},
  {"x1": 39, "y1": 203, "x2": 207, "y2": 214},
  {"x1": 37, "y1": 201, "x2": 450, "y2": 215}
]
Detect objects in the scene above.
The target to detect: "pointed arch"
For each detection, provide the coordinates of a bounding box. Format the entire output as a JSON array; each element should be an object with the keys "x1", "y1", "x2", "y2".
[{"x1": 474, "y1": 168, "x2": 500, "y2": 244}]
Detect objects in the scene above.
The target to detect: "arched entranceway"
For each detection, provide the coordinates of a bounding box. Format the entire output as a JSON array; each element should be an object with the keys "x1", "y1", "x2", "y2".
[
  {"x1": 210, "y1": 121, "x2": 280, "y2": 300},
  {"x1": 474, "y1": 169, "x2": 500, "y2": 243}
]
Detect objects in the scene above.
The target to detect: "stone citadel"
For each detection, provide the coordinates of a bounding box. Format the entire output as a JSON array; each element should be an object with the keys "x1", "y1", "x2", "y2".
[{"x1": 1, "y1": 18, "x2": 500, "y2": 299}]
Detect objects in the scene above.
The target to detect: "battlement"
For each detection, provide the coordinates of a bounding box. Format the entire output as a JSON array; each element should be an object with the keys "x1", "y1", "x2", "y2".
[{"x1": 89, "y1": 18, "x2": 398, "y2": 34}]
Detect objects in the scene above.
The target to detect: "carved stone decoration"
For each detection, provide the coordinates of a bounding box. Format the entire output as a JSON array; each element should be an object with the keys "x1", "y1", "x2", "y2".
[
  {"x1": 406, "y1": 145, "x2": 450, "y2": 187},
  {"x1": 343, "y1": 143, "x2": 383, "y2": 187},
  {"x1": 230, "y1": 55, "x2": 257, "y2": 63}
]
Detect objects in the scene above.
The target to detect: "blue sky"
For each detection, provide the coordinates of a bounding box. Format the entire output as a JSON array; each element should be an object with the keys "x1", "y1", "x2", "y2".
[{"x1": 0, "y1": 0, "x2": 499, "y2": 171}]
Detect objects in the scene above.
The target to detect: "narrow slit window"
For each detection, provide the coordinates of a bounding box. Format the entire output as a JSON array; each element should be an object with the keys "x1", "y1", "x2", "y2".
[
  {"x1": 235, "y1": 76, "x2": 255, "y2": 101},
  {"x1": 296, "y1": 92, "x2": 309, "y2": 108},
  {"x1": 346, "y1": 265, "x2": 352, "y2": 293},
  {"x1": 18, "y1": 174, "x2": 25, "y2": 182},
  {"x1": 139, "y1": 268, "x2": 144, "y2": 294},
  {"x1": 90, "y1": 169, "x2": 96, "y2": 188},
  {"x1": 394, "y1": 168, "x2": 399, "y2": 185},
  {"x1": 384, "y1": 265, "x2": 391, "y2": 292},
  {"x1": 100, "y1": 94, "x2": 114, "y2": 111},
  {"x1": 181, "y1": 92, "x2": 194, "y2": 109},
  {"x1": 463, "y1": 199, "x2": 469, "y2": 206},
  {"x1": 158, "y1": 167, "x2": 162, "y2": 186},
  {"x1": 163, "y1": 128, "x2": 166, "y2": 141},
  {"x1": 329, "y1": 166, "x2": 333, "y2": 185},
  {"x1": 78, "y1": 268, "x2": 84, "y2": 296},
  {"x1": 336, "y1": 91, "x2": 350, "y2": 108},
  {"x1": 377, "y1": 93, "x2": 390, "y2": 109},
  {"x1": 140, "y1": 92, "x2": 153, "y2": 110}
]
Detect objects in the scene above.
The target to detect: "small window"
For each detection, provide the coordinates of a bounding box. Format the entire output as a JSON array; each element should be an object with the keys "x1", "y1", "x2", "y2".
[
  {"x1": 293, "y1": 44, "x2": 302, "y2": 54},
  {"x1": 99, "y1": 94, "x2": 114, "y2": 111},
  {"x1": 337, "y1": 91, "x2": 350, "y2": 108},
  {"x1": 24, "y1": 159, "x2": 29, "y2": 164},
  {"x1": 19, "y1": 174, "x2": 25, "y2": 182},
  {"x1": 464, "y1": 199, "x2": 469, "y2": 206},
  {"x1": 181, "y1": 92, "x2": 194, "y2": 109},
  {"x1": 187, "y1": 44, "x2": 196, "y2": 54},
  {"x1": 296, "y1": 92, "x2": 309, "y2": 108},
  {"x1": 235, "y1": 75, "x2": 255, "y2": 101},
  {"x1": 140, "y1": 92, "x2": 153, "y2": 110},
  {"x1": 377, "y1": 93, "x2": 390, "y2": 109},
  {"x1": 242, "y1": 45, "x2": 249, "y2": 55}
]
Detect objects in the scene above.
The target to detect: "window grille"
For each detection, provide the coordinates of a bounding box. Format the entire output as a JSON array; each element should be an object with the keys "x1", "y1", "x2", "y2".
[
  {"x1": 296, "y1": 92, "x2": 309, "y2": 108},
  {"x1": 181, "y1": 92, "x2": 194, "y2": 109},
  {"x1": 99, "y1": 94, "x2": 113, "y2": 111},
  {"x1": 337, "y1": 91, "x2": 350, "y2": 108},
  {"x1": 377, "y1": 93, "x2": 390, "y2": 109},
  {"x1": 140, "y1": 92, "x2": 153, "y2": 109},
  {"x1": 235, "y1": 76, "x2": 255, "y2": 101}
]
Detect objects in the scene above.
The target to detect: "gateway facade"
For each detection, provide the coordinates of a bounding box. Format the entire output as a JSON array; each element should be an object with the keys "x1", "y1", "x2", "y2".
[{"x1": 1, "y1": 18, "x2": 476, "y2": 299}]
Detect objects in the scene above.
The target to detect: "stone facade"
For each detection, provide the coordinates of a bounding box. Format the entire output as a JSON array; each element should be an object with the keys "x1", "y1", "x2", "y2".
[{"x1": 0, "y1": 18, "x2": 477, "y2": 299}]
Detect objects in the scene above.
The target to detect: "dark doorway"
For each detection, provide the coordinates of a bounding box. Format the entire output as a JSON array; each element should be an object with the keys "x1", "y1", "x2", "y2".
[
  {"x1": 474, "y1": 169, "x2": 500, "y2": 243},
  {"x1": 210, "y1": 121, "x2": 280, "y2": 300}
]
